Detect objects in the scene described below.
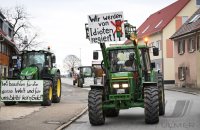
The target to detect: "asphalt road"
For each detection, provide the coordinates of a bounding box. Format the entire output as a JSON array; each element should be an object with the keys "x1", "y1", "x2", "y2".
[
  {"x1": 0, "y1": 78, "x2": 89, "y2": 130},
  {"x1": 64, "y1": 90, "x2": 200, "y2": 130}
]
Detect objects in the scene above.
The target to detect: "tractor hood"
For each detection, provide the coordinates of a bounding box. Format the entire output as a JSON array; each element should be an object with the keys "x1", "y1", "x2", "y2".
[
  {"x1": 111, "y1": 72, "x2": 133, "y2": 80},
  {"x1": 20, "y1": 67, "x2": 38, "y2": 76}
]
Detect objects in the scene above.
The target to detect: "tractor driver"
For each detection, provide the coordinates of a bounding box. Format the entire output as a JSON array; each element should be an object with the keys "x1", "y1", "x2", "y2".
[{"x1": 124, "y1": 53, "x2": 136, "y2": 71}]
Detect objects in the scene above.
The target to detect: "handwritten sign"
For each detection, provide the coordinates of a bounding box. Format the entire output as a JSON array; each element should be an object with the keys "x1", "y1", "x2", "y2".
[
  {"x1": 0, "y1": 80, "x2": 43, "y2": 101},
  {"x1": 88, "y1": 11, "x2": 125, "y2": 43}
]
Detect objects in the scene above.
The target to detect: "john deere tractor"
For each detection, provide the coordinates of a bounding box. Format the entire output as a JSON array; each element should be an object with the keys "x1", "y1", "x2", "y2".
[
  {"x1": 86, "y1": 23, "x2": 165, "y2": 125},
  {"x1": 1, "y1": 50, "x2": 61, "y2": 106},
  {"x1": 76, "y1": 66, "x2": 97, "y2": 87}
]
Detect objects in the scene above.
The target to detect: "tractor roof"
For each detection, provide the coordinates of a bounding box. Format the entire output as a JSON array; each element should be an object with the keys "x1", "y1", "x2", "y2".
[
  {"x1": 20, "y1": 50, "x2": 53, "y2": 54},
  {"x1": 106, "y1": 44, "x2": 147, "y2": 50}
]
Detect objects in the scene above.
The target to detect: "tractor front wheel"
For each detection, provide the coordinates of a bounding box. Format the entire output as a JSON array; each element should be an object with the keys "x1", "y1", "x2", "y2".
[
  {"x1": 52, "y1": 77, "x2": 62, "y2": 103},
  {"x1": 158, "y1": 77, "x2": 165, "y2": 116},
  {"x1": 144, "y1": 86, "x2": 159, "y2": 124},
  {"x1": 41, "y1": 80, "x2": 53, "y2": 106},
  {"x1": 78, "y1": 78, "x2": 83, "y2": 88},
  {"x1": 88, "y1": 89, "x2": 105, "y2": 125}
]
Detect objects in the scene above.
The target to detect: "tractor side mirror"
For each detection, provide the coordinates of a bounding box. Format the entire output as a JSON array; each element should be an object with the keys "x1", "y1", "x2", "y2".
[
  {"x1": 52, "y1": 54, "x2": 56, "y2": 63},
  {"x1": 153, "y1": 48, "x2": 159, "y2": 56},
  {"x1": 151, "y1": 62, "x2": 156, "y2": 69},
  {"x1": 93, "y1": 52, "x2": 99, "y2": 60}
]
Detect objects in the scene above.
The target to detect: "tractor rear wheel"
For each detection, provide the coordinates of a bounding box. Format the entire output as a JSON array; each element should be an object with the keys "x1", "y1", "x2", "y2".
[
  {"x1": 78, "y1": 78, "x2": 83, "y2": 88},
  {"x1": 41, "y1": 80, "x2": 53, "y2": 106},
  {"x1": 73, "y1": 80, "x2": 76, "y2": 85},
  {"x1": 88, "y1": 89, "x2": 105, "y2": 125},
  {"x1": 144, "y1": 86, "x2": 159, "y2": 124},
  {"x1": 105, "y1": 109, "x2": 119, "y2": 117},
  {"x1": 52, "y1": 77, "x2": 62, "y2": 103},
  {"x1": 4, "y1": 101, "x2": 16, "y2": 106},
  {"x1": 158, "y1": 77, "x2": 165, "y2": 115}
]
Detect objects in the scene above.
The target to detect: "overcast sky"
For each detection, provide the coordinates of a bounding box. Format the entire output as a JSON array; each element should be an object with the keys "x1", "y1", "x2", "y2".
[{"x1": 1, "y1": 0, "x2": 176, "y2": 71}]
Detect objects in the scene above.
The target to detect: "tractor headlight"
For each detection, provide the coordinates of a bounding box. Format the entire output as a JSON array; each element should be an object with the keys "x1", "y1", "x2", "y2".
[
  {"x1": 26, "y1": 75, "x2": 33, "y2": 80},
  {"x1": 113, "y1": 84, "x2": 120, "y2": 88},
  {"x1": 122, "y1": 83, "x2": 129, "y2": 88},
  {"x1": 20, "y1": 76, "x2": 25, "y2": 80}
]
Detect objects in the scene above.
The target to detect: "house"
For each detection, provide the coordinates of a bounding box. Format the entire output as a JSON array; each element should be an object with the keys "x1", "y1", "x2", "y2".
[
  {"x1": 0, "y1": 11, "x2": 19, "y2": 78},
  {"x1": 134, "y1": 0, "x2": 198, "y2": 83},
  {"x1": 170, "y1": 8, "x2": 200, "y2": 88}
]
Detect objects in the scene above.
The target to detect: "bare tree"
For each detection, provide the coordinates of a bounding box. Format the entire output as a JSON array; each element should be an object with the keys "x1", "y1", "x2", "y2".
[
  {"x1": 0, "y1": 5, "x2": 42, "y2": 50},
  {"x1": 63, "y1": 55, "x2": 81, "y2": 71}
]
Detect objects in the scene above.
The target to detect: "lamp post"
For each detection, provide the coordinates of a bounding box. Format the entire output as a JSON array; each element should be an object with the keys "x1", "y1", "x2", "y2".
[{"x1": 144, "y1": 37, "x2": 148, "y2": 46}]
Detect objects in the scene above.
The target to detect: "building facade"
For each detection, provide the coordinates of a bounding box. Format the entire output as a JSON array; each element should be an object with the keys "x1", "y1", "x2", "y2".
[
  {"x1": 0, "y1": 12, "x2": 18, "y2": 78},
  {"x1": 136, "y1": 0, "x2": 198, "y2": 83},
  {"x1": 171, "y1": 8, "x2": 200, "y2": 88}
]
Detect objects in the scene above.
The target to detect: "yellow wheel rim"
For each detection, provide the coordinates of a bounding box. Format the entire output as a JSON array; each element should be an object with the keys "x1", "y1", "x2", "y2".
[
  {"x1": 57, "y1": 79, "x2": 61, "y2": 97},
  {"x1": 49, "y1": 86, "x2": 53, "y2": 100}
]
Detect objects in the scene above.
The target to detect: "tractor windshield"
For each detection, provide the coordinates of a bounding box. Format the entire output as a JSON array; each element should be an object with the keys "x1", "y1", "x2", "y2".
[
  {"x1": 109, "y1": 49, "x2": 136, "y2": 72},
  {"x1": 80, "y1": 67, "x2": 93, "y2": 77},
  {"x1": 22, "y1": 52, "x2": 45, "y2": 70}
]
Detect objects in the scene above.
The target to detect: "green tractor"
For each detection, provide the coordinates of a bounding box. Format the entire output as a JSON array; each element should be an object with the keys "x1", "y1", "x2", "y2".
[
  {"x1": 86, "y1": 24, "x2": 165, "y2": 125},
  {"x1": 1, "y1": 50, "x2": 62, "y2": 106},
  {"x1": 76, "y1": 66, "x2": 97, "y2": 87}
]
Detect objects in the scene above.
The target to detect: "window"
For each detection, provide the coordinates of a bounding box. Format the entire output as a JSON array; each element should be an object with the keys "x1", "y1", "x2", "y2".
[
  {"x1": 155, "y1": 40, "x2": 161, "y2": 50},
  {"x1": 0, "y1": 19, "x2": 3, "y2": 29},
  {"x1": 197, "y1": 35, "x2": 200, "y2": 50},
  {"x1": 142, "y1": 25, "x2": 150, "y2": 34},
  {"x1": 155, "y1": 20, "x2": 163, "y2": 28},
  {"x1": 149, "y1": 42, "x2": 154, "y2": 52},
  {"x1": 8, "y1": 28, "x2": 12, "y2": 37},
  {"x1": 178, "y1": 67, "x2": 186, "y2": 81},
  {"x1": 182, "y1": 16, "x2": 188, "y2": 24},
  {"x1": 178, "y1": 40, "x2": 185, "y2": 54},
  {"x1": 188, "y1": 38, "x2": 195, "y2": 53}
]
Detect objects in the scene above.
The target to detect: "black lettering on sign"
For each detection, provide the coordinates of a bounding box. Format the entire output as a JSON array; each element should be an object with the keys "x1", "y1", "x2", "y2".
[{"x1": 89, "y1": 15, "x2": 100, "y2": 22}]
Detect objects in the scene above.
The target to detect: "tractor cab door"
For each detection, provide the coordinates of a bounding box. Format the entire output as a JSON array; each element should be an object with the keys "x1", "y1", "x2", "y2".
[
  {"x1": 10, "y1": 55, "x2": 21, "y2": 78},
  {"x1": 141, "y1": 48, "x2": 151, "y2": 81}
]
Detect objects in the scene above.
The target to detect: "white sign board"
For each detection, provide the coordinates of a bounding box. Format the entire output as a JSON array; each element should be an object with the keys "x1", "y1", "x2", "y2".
[
  {"x1": 88, "y1": 11, "x2": 125, "y2": 43},
  {"x1": 1, "y1": 80, "x2": 43, "y2": 101}
]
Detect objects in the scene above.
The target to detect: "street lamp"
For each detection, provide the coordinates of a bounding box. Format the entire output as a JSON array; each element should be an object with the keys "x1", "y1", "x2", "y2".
[{"x1": 144, "y1": 37, "x2": 148, "y2": 46}]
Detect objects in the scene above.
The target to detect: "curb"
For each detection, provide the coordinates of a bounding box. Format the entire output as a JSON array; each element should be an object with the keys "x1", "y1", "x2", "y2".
[
  {"x1": 56, "y1": 106, "x2": 88, "y2": 130},
  {"x1": 165, "y1": 88, "x2": 200, "y2": 95}
]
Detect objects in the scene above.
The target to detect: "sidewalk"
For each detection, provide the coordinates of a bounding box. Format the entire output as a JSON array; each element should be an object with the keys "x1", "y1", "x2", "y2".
[{"x1": 165, "y1": 84, "x2": 200, "y2": 95}]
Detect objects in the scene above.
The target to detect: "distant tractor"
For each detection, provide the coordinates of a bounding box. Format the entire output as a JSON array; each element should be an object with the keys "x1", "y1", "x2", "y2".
[
  {"x1": 85, "y1": 23, "x2": 165, "y2": 125},
  {"x1": 76, "y1": 66, "x2": 96, "y2": 87},
  {"x1": 0, "y1": 50, "x2": 62, "y2": 106}
]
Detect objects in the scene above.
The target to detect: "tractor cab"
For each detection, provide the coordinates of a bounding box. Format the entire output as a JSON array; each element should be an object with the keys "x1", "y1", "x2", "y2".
[
  {"x1": 21, "y1": 50, "x2": 55, "y2": 70},
  {"x1": 76, "y1": 66, "x2": 96, "y2": 87}
]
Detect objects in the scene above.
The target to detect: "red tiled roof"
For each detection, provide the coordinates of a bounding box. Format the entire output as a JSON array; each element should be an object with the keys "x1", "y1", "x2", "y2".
[
  {"x1": 137, "y1": 0, "x2": 190, "y2": 39},
  {"x1": 171, "y1": 8, "x2": 200, "y2": 39}
]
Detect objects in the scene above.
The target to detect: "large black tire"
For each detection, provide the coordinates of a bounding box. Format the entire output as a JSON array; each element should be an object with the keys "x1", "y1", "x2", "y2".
[
  {"x1": 88, "y1": 89, "x2": 105, "y2": 125},
  {"x1": 4, "y1": 101, "x2": 16, "y2": 106},
  {"x1": 78, "y1": 78, "x2": 83, "y2": 88},
  {"x1": 52, "y1": 76, "x2": 62, "y2": 103},
  {"x1": 73, "y1": 80, "x2": 76, "y2": 85},
  {"x1": 105, "y1": 109, "x2": 119, "y2": 117},
  {"x1": 41, "y1": 80, "x2": 53, "y2": 106},
  {"x1": 158, "y1": 77, "x2": 165, "y2": 116},
  {"x1": 144, "y1": 86, "x2": 159, "y2": 124}
]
